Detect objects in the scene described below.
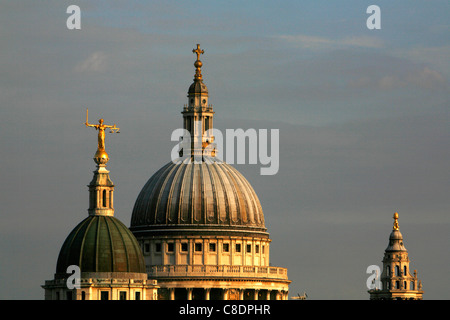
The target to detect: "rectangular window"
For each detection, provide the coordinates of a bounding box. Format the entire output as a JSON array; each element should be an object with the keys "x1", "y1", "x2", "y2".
[
  {"x1": 235, "y1": 244, "x2": 241, "y2": 252},
  {"x1": 155, "y1": 243, "x2": 161, "y2": 252},
  {"x1": 135, "y1": 292, "x2": 141, "y2": 300},
  {"x1": 167, "y1": 243, "x2": 174, "y2": 252},
  {"x1": 209, "y1": 243, "x2": 216, "y2": 252},
  {"x1": 223, "y1": 243, "x2": 230, "y2": 252},
  {"x1": 144, "y1": 243, "x2": 150, "y2": 253},
  {"x1": 100, "y1": 291, "x2": 109, "y2": 300},
  {"x1": 246, "y1": 244, "x2": 252, "y2": 253},
  {"x1": 255, "y1": 245, "x2": 259, "y2": 253},
  {"x1": 195, "y1": 243, "x2": 202, "y2": 252},
  {"x1": 119, "y1": 291, "x2": 127, "y2": 300},
  {"x1": 181, "y1": 243, "x2": 188, "y2": 252},
  {"x1": 102, "y1": 190, "x2": 107, "y2": 207}
]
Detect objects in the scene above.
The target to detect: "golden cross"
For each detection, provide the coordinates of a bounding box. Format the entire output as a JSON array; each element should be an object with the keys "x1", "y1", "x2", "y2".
[{"x1": 192, "y1": 44, "x2": 204, "y2": 61}]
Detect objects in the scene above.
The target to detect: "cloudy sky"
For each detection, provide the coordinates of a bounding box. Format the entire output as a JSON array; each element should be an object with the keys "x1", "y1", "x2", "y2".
[{"x1": 0, "y1": 1, "x2": 448, "y2": 299}]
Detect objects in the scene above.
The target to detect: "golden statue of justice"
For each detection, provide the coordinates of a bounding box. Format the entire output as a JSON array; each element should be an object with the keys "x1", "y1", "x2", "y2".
[{"x1": 84, "y1": 108, "x2": 119, "y2": 165}]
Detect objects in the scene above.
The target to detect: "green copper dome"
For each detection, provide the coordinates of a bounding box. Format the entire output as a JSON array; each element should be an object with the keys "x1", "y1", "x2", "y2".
[{"x1": 56, "y1": 215, "x2": 146, "y2": 276}]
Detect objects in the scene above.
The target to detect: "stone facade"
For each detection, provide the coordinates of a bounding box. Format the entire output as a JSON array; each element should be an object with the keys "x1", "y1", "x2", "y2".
[{"x1": 43, "y1": 273, "x2": 158, "y2": 300}]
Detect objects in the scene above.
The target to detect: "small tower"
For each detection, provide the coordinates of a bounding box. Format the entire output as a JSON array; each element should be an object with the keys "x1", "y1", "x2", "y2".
[{"x1": 368, "y1": 213, "x2": 424, "y2": 300}]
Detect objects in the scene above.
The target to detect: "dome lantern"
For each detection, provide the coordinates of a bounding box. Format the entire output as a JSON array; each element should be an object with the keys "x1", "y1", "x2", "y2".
[{"x1": 182, "y1": 44, "x2": 215, "y2": 159}]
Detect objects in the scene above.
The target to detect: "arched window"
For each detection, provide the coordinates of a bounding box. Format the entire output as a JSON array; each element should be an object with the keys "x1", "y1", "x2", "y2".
[
  {"x1": 386, "y1": 266, "x2": 390, "y2": 276},
  {"x1": 395, "y1": 265, "x2": 400, "y2": 276},
  {"x1": 403, "y1": 266, "x2": 407, "y2": 275},
  {"x1": 102, "y1": 190, "x2": 107, "y2": 207},
  {"x1": 395, "y1": 281, "x2": 400, "y2": 289},
  {"x1": 410, "y1": 281, "x2": 415, "y2": 290}
]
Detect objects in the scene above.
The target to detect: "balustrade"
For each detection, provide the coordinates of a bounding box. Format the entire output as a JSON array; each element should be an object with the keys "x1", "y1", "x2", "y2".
[{"x1": 147, "y1": 265, "x2": 288, "y2": 280}]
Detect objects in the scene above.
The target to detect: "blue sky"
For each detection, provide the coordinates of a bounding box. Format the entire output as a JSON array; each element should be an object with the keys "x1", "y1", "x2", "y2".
[{"x1": 0, "y1": 1, "x2": 448, "y2": 299}]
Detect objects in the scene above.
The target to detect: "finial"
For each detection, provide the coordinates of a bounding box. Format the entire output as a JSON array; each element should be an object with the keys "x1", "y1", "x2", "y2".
[
  {"x1": 192, "y1": 44, "x2": 204, "y2": 80},
  {"x1": 84, "y1": 108, "x2": 120, "y2": 165},
  {"x1": 393, "y1": 212, "x2": 399, "y2": 231}
]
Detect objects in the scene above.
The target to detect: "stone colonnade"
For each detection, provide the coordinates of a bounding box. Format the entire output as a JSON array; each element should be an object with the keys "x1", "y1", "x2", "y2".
[{"x1": 166, "y1": 287, "x2": 288, "y2": 300}]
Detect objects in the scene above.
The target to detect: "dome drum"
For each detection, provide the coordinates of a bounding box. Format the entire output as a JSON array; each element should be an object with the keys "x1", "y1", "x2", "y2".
[{"x1": 130, "y1": 226, "x2": 270, "y2": 239}]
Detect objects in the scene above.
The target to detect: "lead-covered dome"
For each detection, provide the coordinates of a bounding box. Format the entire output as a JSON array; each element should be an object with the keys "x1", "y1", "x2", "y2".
[
  {"x1": 188, "y1": 80, "x2": 208, "y2": 96},
  {"x1": 385, "y1": 230, "x2": 407, "y2": 252},
  {"x1": 130, "y1": 157, "x2": 267, "y2": 236},
  {"x1": 56, "y1": 215, "x2": 146, "y2": 277}
]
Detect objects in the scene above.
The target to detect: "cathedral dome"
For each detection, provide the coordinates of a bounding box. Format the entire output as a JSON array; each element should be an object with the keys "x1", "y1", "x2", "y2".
[
  {"x1": 130, "y1": 157, "x2": 267, "y2": 236},
  {"x1": 56, "y1": 215, "x2": 146, "y2": 277}
]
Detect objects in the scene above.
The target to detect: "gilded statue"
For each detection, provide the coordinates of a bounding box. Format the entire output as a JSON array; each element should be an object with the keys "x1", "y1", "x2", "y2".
[{"x1": 84, "y1": 109, "x2": 119, "y2": 152}]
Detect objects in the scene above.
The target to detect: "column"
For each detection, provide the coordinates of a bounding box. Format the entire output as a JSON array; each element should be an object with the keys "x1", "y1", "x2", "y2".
[
  {"x1": 205, "y1": 288, "x2": 211, "y2": 300},
  {"x1": 169, "y1": 288, "x2": 175, "y2": 300},
  {"x1": 187, "y1": 288, "x2": 193, "y2": 300}
]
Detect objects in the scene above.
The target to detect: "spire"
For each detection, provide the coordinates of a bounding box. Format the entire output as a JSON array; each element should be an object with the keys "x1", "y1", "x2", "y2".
[{"x1": 386, "y1": 212, "x2": 406, "y2": 252}]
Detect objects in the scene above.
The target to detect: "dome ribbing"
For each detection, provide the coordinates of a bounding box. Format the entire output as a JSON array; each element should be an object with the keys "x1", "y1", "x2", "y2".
[
  {"x1": 56, "y1": 215, "x2": 146, "y2": 275},
  {"x1": 130, "y1": 157, "x2": 266, "y2": 235}
]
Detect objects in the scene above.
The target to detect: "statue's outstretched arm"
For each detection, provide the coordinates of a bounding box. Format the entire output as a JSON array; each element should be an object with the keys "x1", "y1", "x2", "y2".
[{"x1": 85, "y1": 122, "x2": 98, "y2": 128}]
